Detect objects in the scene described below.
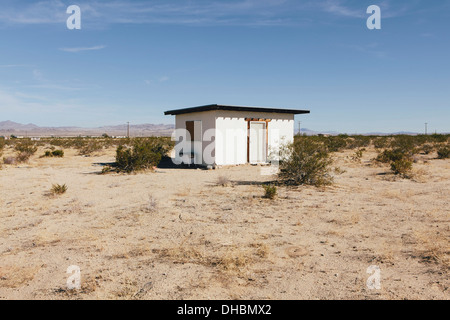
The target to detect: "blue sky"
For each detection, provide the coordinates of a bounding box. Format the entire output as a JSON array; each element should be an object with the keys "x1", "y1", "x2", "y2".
[{"x1": 0, "y1": 0, "x2": 449, "y2": 133}]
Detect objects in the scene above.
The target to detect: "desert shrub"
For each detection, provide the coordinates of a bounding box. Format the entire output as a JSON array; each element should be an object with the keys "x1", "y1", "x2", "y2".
[
  {"x1": 428, "y1": 134, "x2": 448, "y2": 144},
  {"x1": 51, "y1": 183, "x2": 68, "y2": 195},
  {"x1": 351, "y1": 148, "x2": 365, "y2": 162},
  {"x1": 0, "y1": 137, "x2": 5, "y2": 151},
  {"x1": 14, "y1": 139, "x2": 37, "y2": 155},
  {"x1": 78, "y1": 140, "x2": 102, "y2": 156},
  {"x1": 262, "y1": 184, "x2": 277, "y2": 199},
  {"x1": 51, "y1": 150, "x2": 64, "y2": 157},
  {"x1": 347, "y1": 136, "x2": 371, "y2": 149},
  {"x1": 390, "y1": 135, "x2": 418, "y2": 155},
  {"x1": 437, "y1": 145, "x2": 450, "y2": 159},
  {"x1": 375, "y1": 149, "x2": 405, "y2": 163},
  {"x1": 115, "y1": 138, "x2": 168, "y2": 173},
  {"x1": 421, "y1": 144, "x2": 434, "y2": 155},
  {"x1": 390, "y1": 158, "x2": 413, "y2": 176},
  {"x1": 278, "y1": 138, "x2": 333, "y2": 187},
  {"x1": 325, "y1": 136, "x2": 348, "y2": 152},
  {"x1": 373, "y1": 137, "x2": 390, "y2": 149},
  {"x1": 16, "y1": 152, "x2": 32, "y2": 163},
  {"x1": 3, "y1": 157, "x2": 16, "y2": 165},
  {"x1": 43, "y1": 150, "x2": 64, "y2": 158}
]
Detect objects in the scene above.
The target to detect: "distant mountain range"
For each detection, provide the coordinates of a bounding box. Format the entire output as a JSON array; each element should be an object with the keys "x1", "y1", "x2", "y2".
[
  {"x1": 299, "y1": 128, "x2": 423, "y2": 136},
  {"x1": 0, "y1": 121, "x2": 174, "y2": 137},
  {"x1": 0, "y1": 121, "x2": 440, "y2": 137}
]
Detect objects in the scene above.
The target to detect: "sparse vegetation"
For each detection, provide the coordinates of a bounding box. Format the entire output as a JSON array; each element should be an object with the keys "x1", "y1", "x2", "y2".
[
  {"x1": 216, "y1": 175, "x2": 231, "y2": 187},
  {"x1": 262, "y1": 184, "x2": 277, "y2": 199},
  {"x1": 437, "y1": 145, "x2": 450, "y2": 159},
  {"x1": 351, "y1": 148, "x2": 365, "y2": 162},
  {"x1": 50, "y1": 183, "x2": 68, "y2": 195},
  {"x1": 43, "y1": 149, "x2": 64, "y2": 158}
]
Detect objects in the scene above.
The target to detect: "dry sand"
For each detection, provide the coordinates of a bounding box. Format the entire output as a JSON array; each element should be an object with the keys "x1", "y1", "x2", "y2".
[{"x1": 0, "y1": 147, "x2": 448, "y2": 300}]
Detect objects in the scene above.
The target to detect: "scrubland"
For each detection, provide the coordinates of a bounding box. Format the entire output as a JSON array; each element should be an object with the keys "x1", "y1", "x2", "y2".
[{"x1": 0, "y1": 135, "x2": 448, "y2": 299}]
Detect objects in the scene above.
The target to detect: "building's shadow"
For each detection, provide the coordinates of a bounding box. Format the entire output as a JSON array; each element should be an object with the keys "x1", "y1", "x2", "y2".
[{"x1": 157, "y1": 156, "x2": 206, "y2": 170}]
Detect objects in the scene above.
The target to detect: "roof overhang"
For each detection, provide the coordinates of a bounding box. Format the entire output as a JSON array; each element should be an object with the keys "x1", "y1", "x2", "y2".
[{"x1": 164, "y1": 104, "x2": 310, "y2": 116}]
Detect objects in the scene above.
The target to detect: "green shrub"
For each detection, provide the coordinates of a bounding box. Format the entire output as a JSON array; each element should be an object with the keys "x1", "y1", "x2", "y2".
[
  {"x1": 325, "y1": 136, "x2": 348, "y2": 152},
  {"x1": 373, "y1": 137, "x2": 390, "y2": 149},
  {"x1": 390, "y1": 158, "x2": 413, "y2": 176},
  {"x1": 437, "y1": 145, "x2": 450, "y2": 159},
  {"x1": 115, "y1": 138, "x2": 168, "y2": 173},
  {"x1": 347, "y1": 136, "x2": 371, "y2": 149},
  {"x1": 278, "y1": 138, "x2": 333, "y2": 187},
  {"x1": 390, "y1": 135, "x2": 418, "y2": 155},
  {"x1": 43, "y1": 149, "x2": 64, "y2": 158},
  {"x1": 51, "y1": 150, "x2": 64, "y2": 157},
  {"x1": 263, "y1": 184, "x2": 277, "y2": 199},
  {"x1": 375, "y1": 149, "x2": 405, "y2": 163}
]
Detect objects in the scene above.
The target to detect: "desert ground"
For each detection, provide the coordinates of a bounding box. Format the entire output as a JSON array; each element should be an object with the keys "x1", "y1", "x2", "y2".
[{"x1": 0, "y1": 146, "x2": 448, "y2": 300}]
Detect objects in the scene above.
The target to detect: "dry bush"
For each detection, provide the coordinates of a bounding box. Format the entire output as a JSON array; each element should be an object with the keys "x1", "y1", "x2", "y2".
[
  {"x1": 3, "y1": 156, "x2": 16, "y2": 165},
  {"x1": 153, "y1": 243, "x2": 266, "y2": 274},
  {"x1": 50, "y1": 184, "x2": 68, "y2": 195},
  {"x1": 0, "y1": 266, "x2": 41, "y2": 288},
  {"x1": 414, "y1": 230, "x2": 450, "y2": 268},
  {"x1": 351, "y1": 148, "x2": 365, "y2": 162},
  {"x1": 216, "y1": 175, "x2": 231, "y2": 187},
  {"x1": 437, "y1": 145, "x2": 450, "y2": 159},
  {"x1": 14, "y1": 139, "x2": 37, "y2": 155},
  {"x1": 142, "y1": 194, "x2": 158, "y2": 213}
]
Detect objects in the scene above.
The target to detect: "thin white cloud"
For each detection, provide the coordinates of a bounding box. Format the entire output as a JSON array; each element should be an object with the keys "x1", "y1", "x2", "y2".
[
  {"x1": 0, "y1": 64, "x2": 29, "y2": 68},
  {"x1": 0, "y1": 0, "x2": 441, "y2": 28},
  {"x1": 59, "y1": 45, "x2": 106, "y2": 53}
]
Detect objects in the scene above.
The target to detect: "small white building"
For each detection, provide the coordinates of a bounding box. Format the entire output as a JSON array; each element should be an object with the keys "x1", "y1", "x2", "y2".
[{"x1": 164, "y1": 104, "x2": 310, "y2": 166}]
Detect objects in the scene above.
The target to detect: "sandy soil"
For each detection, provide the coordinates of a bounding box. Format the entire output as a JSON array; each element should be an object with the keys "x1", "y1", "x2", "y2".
[{"x1": 0, "y1": 146, "x2": 448, "y2": 300}]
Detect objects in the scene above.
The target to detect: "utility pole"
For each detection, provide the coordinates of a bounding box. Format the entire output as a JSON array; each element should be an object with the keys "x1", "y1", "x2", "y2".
[
  {"x1": 127, "y1": 122, "x2": 130, "y2": 138},
  {"x1": 298, "y1": 121, "x2": 301, "y2": 135},
  {"x1": 425, "y1": 123, "x2": 428, "y2": 135}
]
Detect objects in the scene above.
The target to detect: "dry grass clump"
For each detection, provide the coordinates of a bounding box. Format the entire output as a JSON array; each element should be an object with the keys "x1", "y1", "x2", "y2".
[
  {"x1": 216, "y1": 175, "x2": 231, "y2": 187},
  {"x1": 262, "y1": 184, "x2": 277, "y2": 199},
  {"x1": 141, "y1": 194, "x2": 158, "y2": 213},
  {"x1": 153, "y1": 243, "x2": 269, "y2": 274},
  {"x1": 0, "y1": 265, "x2": 41, "y2": 288},
  {"x1": 50, "y1": 183, "x2": 68, "y2": 195},
  {"x1": 414, "y1": 229, "x2": 450, "y2": 268}
]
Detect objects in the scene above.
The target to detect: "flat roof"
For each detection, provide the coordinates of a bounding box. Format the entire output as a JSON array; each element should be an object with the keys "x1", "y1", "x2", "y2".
[{"x1": 164, "y1": 104, "x2": 310, "y2": 116}]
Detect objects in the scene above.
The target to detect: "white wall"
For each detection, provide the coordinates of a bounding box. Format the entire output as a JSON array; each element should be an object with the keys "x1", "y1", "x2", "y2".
[
  {"x1": 172, "y1": 110, "x2": 295, "y2": 166},
  {"x1": 215, "y1": 111, "x2": 294, "y2": 166},
  {"x1": 173, "y1": 110, "x2": 216, "y2": 166}
]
